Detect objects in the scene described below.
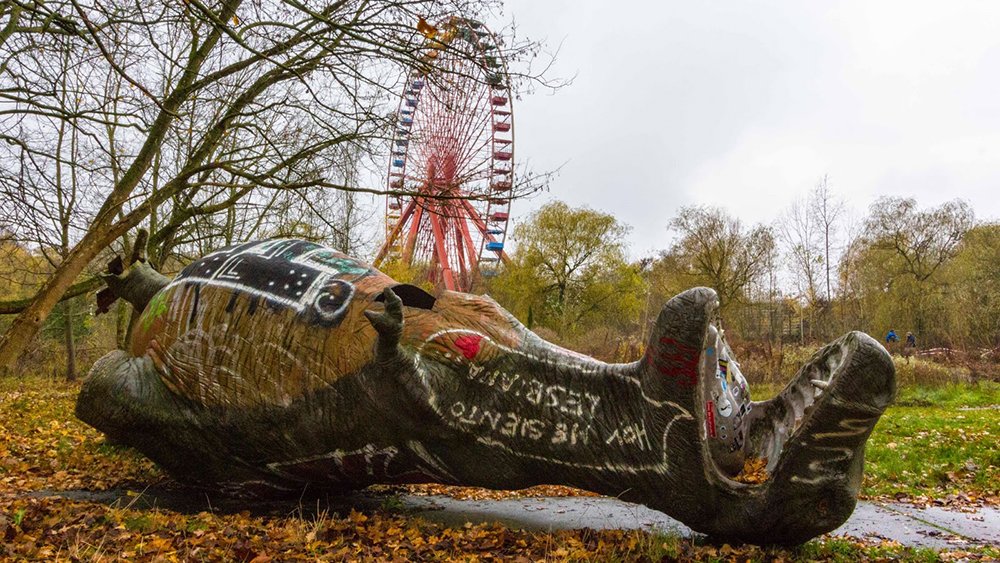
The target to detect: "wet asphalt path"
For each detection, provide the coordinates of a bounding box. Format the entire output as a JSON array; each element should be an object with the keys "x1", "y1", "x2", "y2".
[
  {"x1": 405, "y1": 495, "x2": 999, "y2": 549},
  {"x1": 35, "y1": 488, "x2": 999, "y2": 549}
]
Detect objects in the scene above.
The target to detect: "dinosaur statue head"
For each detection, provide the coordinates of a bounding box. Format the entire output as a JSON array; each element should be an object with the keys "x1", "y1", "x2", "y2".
[{"x1": 629, "y1": 287, "x2": 895, "y2": 543}]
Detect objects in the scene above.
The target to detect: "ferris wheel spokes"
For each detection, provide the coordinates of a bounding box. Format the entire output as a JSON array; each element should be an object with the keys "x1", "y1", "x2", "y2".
[{"x1": 376, "y1": 17, "x2": 514, "y2": 291}]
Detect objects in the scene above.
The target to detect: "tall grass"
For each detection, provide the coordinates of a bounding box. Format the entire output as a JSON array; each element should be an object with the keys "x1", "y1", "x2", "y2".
[{"x1": 734, "y1": 341, "x2": 990, "y2": 390}]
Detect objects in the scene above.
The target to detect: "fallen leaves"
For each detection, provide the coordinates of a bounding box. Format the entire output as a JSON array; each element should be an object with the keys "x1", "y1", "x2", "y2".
[
  {"x1": 0, "y1": 382, "x2": 162, "y2": 493},
  {"x1": 397, "y1": 483, "x2": 599, "y2": 501},
  {"x1": 865, "y1": 491, "x2": 1000, "y2": 512},
  {"x1": 732, "y1": 456, "x2": 769, "y2": 484},
  {"x1": 3, "y1": 376, "x2": 999, "y2": 560}
]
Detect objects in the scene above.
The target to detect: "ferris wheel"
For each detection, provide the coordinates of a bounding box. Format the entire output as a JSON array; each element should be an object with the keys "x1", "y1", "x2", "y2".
[{"x1": 373, "y1": 17, "x2": 514, "y2": 292}]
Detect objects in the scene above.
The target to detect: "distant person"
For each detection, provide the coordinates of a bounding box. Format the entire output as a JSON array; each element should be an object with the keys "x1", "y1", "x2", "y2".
[
  {"x1": 885, "y1": 329, "x2": 898, "y2": 344},
  {"x1": 902, "y1": 331, "x2": 917, "y2": 363}
]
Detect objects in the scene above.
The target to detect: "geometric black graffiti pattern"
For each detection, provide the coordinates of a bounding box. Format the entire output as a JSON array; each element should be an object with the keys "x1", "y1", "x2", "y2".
[{"x1": 175, "y1": 239, "x2": 371, "y2": 327}]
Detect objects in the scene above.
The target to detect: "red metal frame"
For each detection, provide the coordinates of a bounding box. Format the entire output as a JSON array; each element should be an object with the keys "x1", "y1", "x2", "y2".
[
  {"x1": 373, "y1": 199, "x2": 416, "y2": 265},
  {"x1": 374, "y1": 18, "x2": 514, "y2": 292}
]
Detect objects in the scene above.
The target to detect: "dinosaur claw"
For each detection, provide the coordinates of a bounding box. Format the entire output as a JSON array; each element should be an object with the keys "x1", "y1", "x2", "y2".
[
  {"x1": 366, "y1": 288, "x2": 404, "y2": 356},
  {"x1": 362, "y1": 309, "x2": 380, "y2": 326},
  {"x1": 382, "y1": 286, "x2": 403, "y2": 322}
]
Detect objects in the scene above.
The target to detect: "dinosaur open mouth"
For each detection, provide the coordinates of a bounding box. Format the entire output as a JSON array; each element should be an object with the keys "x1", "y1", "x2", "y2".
[
  {"x1": 699, "y1": 325, "x2": 892, "y2": 482},
  {"x1": 742, "y1": 338, "x2": 846, "y2": 475}
]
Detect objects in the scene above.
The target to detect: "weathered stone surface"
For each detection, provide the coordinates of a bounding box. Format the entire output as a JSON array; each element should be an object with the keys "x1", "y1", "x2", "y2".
[{"x1": 77, "y1": 238, "x2": 895, "y2": 544}]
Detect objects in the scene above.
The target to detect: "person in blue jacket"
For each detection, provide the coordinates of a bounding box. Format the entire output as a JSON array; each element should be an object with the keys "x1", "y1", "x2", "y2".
[{"x1": 885, "y1": 329, "x2": 898, "y2": 344}]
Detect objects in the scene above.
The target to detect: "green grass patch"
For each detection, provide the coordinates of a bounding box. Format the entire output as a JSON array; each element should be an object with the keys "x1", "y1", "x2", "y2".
[
  {"x1": 123, "y1": 513, "x2": 157, "y2": 533},
  {"x1": 793, "y1": 537, "x2": 947, "y2": 562},
  {"x1": 895, "y1": 380, "x2": 1000, "y2": 408},
  {"x1": 184, "y1": 516, "x2": 210, "y2": 533},
  {"x1": 863, "y1": 388, "x2": 1000, "y2": 499}
]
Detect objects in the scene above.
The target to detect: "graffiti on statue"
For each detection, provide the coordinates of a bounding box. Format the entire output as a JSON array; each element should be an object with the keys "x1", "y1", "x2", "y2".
[
  {"x1": 169, "y1": 239, "x2": 370, "y2": 328},
  {"x1": 77, "y1": 238, "x2": 895, "y2": 545},
  {"x1": 412, "y1": 327, "x2": 696, "y2": 475}
]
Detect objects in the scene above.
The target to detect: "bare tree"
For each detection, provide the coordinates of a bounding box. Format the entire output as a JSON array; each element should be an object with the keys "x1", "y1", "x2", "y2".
[
  {"x1": 811, "y1": 175, "x2": 845, "y2": 304},
  {"x1": 779, "y1": 195, "x2": 822, "y2": 309},
  {"x1": 668, "y1": 205, "x2": 775, "y2": 316},
  {"x1": 777, "y1": 175, "x2": 845, "y2": 341},
  {"x1": 0, "y1": 0, "x2": 548, "y2": 369},
  {"x1": 0, "y1": 30, "x2": 105, "y2": 378},
  {"x1": 865, "y1": 197, "x2": 974, "y2": 283}
]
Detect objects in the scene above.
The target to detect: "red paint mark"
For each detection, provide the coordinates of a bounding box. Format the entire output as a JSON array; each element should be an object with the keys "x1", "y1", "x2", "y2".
[
  {"x1": 649, "y1": 337, "x2": 700, "y2": 386},
  {"x1": 454, "y1": 334, "x2": 484, "y2": 359},
  {"x1": 706, "y1": 401, "x2": 717, "y2": 438}
]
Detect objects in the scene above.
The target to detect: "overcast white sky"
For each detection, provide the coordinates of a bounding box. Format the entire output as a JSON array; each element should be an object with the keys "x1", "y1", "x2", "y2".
[{"x1": 490, "y1": 0, "x2": 1000, "y2": 258}]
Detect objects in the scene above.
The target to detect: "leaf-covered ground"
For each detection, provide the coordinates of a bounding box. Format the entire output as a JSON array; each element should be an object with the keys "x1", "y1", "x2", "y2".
[{"x1": 2, "y1": 377, "x2": 998, "y2": 561}]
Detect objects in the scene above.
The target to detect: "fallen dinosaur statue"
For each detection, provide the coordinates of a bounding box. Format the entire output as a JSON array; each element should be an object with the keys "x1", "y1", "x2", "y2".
[{"x1": 77, "y1": 238, "x2": 895, "y2": 544}]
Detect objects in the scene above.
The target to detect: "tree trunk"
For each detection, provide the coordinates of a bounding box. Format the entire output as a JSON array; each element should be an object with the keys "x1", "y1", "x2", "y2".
[
  {"x1": 63, "y1": 299, "x2": 76, "y2": 382},
  {"x1": 115, "y1": 230, "x2": 134, "y2": 349},
  {"x1": 115, "y1": 300, "x2": 131, "y2": 350},
  {"x1": 0, "y1": 233, "x2": 104, "y2": 370}
]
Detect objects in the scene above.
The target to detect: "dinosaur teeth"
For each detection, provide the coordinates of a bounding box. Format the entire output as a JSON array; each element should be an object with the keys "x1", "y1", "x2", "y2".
[{"x1": 810, "y1": 379, "x2": 829, "y2": 390}]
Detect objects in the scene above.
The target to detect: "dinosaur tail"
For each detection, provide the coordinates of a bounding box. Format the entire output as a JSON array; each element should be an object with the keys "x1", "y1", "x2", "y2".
[{"x1": 95, "y1": 230, "x2": 170, "y2": 314}]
